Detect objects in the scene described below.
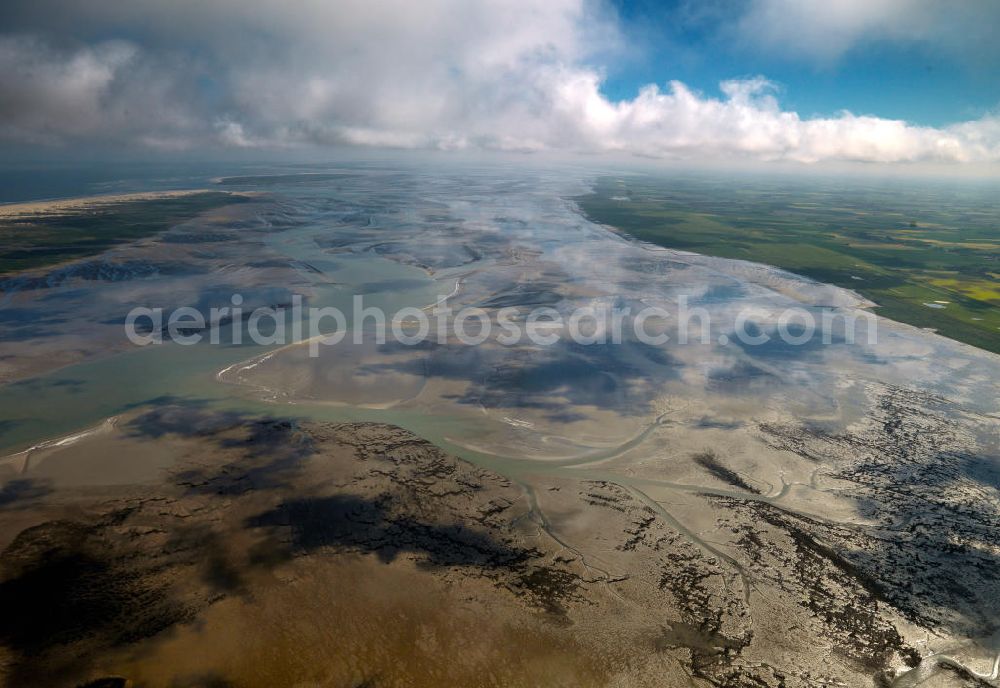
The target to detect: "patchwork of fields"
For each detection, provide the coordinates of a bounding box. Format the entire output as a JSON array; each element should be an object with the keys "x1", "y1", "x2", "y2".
[{"x1": 577, "y1": 175, "x2": 1000, "y2": 354}]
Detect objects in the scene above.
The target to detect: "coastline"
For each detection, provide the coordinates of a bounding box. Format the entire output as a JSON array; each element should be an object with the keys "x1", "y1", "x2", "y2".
[{"x1": 0, "y1": 189, "x2": 231, "y2": 217}]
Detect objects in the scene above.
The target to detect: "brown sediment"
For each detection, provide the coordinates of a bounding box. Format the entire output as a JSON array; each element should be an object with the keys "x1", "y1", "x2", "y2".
[
  {"x1": 1, "y1": 394, "x2": 998, "y2": 687},
  {"x1": 0, "y1": 413, "x2": 622, "y2": 687}
]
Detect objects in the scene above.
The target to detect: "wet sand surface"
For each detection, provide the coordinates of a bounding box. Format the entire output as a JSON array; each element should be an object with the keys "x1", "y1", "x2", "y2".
[
  {"x1": 0, "y1": 413, "x2": 694, "y2": 687},
  {"x1": 0, "y1": 163, "x2": 999, "y2": 686},
  {"x1": 3, "y1": 403, "x2": 999, "y2": 687}
]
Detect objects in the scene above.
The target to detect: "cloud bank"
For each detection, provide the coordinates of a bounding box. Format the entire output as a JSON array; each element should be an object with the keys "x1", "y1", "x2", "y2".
[{"x1": 0, "y1": 0, "x2": 997, "y2": 165}]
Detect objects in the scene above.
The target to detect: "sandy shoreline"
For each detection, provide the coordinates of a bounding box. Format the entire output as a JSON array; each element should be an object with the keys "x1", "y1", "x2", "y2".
[{"x1": 0, "y1": 189, "x2": 239, "y2": 218}]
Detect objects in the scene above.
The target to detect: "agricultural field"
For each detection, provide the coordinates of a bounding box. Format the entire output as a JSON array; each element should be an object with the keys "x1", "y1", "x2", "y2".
[{"x1": 577, "y1": 174, "x2": 1000, "y2": 354}]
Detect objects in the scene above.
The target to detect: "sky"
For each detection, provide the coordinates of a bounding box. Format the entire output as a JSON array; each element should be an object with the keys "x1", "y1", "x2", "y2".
[{"x1": 0, "y1": 0, "x2": 998, "y2": 169}]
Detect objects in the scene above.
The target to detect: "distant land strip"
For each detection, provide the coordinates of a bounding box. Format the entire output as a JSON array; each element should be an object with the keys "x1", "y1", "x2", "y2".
[
  {"x1": 576, "y1": 176, "x2": 1000, "y2": 355},
  {"x1": 0, "y1": 190, "x2": 252, "y2": 275}
]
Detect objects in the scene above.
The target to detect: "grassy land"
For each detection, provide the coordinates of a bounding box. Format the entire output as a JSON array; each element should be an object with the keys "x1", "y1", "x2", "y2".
[
  {"x1": 0, "y1": 191, "x2": 248, "y2": 275},
  {"x1": 576, "y1": 174, "x2": 1000, "y2": 354}
]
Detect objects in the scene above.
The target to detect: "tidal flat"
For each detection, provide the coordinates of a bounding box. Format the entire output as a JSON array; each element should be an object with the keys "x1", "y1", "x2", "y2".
[{"x1": 1, "y1": 162, "x2": 999, "y2": 687}]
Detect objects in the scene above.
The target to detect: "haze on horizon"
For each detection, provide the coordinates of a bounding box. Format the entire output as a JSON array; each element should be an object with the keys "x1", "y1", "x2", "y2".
[{"x1": 0, "y1": 0, "x2": 999, "y2": 172}]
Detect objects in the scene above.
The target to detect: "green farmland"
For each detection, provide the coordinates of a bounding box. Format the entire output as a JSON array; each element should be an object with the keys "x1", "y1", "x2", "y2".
[{"x1": 577, "y1": 174, "x2": 1000, "y2": 354}]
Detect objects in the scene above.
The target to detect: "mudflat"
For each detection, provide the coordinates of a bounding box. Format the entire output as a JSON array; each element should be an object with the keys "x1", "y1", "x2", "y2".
[{"x1": 2, "y1": 399, "x2": 998, "y2": 687}]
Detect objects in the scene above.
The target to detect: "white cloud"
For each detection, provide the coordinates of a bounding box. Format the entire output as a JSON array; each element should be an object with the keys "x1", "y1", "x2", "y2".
[
  {"x1": 562, "y1": 77, "x2": 1000, "y2": 164},
  {"x1": 736, "y1": 0, "x2": 1000, "y2": 63},
  {"x1": 0, "y1": 0, "x2": 997, "y2": 165}
]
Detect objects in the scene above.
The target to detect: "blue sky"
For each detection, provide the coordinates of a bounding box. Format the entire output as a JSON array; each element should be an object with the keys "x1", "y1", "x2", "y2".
[{"x1": 603, "y1": 0, "x2": 999, "y2": 127}]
